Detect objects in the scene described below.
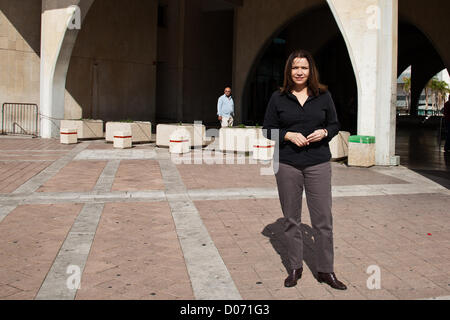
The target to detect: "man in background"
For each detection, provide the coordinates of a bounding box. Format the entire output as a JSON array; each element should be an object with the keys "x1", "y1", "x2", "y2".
[{"x1": 217, "y1": 87, "x2": 234, "y2": 128}]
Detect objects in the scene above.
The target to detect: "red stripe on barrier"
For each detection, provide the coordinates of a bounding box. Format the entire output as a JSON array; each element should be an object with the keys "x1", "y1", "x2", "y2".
[
  {"x1": 114, "y1": 136, "x2": 132, "y2": 139},
  {"x1": 170, "y1": 140, "x2": 189, "y2": 143},
  {"x1": 60, "y1": 132, "x2": 77, "y2": 135},
  {"x1": 253, "y1": 145, "x2": 274, "y2": 148}
]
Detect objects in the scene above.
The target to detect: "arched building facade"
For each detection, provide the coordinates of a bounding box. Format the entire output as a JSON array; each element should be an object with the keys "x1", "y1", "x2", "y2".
[{"x1": 1, "y1": 0, "x2": 449, "y2": 165}]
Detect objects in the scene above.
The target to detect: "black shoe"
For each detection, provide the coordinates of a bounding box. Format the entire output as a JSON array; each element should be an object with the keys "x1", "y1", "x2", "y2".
[
  {"x1": 317, "y1": 272, "x2": 347, "y2": 290},
  {"x1": 284, "y1": 268, "x2": 303, "y2": 288}
]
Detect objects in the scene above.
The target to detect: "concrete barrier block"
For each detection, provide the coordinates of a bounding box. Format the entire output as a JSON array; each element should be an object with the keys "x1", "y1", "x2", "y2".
[
  {"x1": 113, "y1": 131, "x2": 132, "y2": 149},
  {"x1": 60, "y1": 128, "x2": 78, "y2": 144},
  {"x1": 252, "y1": 138, "x2": 276, "y2": 160},
  {"x1": 169, "y1": 128, "x2": 191, "y2": 154}
]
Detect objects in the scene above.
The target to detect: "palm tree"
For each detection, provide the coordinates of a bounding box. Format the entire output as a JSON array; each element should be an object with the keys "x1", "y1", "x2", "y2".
[
  {"x1": 402, "y1": 76, "x2": 411, "y2": 114},
  {"x1": 425, "y1": 79, "x2": 432, "y2": 112},
  {"x1": 436, "y1": 81, "x2": 449, "y2": 114},
  {"x1": 429, "y1": 78, "x2": 449, "y2": 115},
  {"x1": 429, "y1": 78, "x2": 439, "y2": 114}
]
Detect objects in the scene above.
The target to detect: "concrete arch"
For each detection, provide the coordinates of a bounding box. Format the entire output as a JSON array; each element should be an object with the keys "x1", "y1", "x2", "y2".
[
  {"x1": 53, "y1": 0, "x2": 233, "y2": 128},
  {"x1": 397, "y1": 20, "x2": 446, "y2": 115},
  {"x1": 64, "y1": 0, "x2": 159, "y2": 123},
  {"x1": 241, "y1": 4, "x2": 358, "y2": 132},
  {"x1": 242, "y1": 3, "x2": 335, "y2": 80},
  {"x1": 398, "y1": 0, "x2": 450, "y2": 74},
  {"x1": 40, "y1": 0, "x2": 95, "y2": 138},
  {"x1": 234, "y1": 0, "x2": 399, "y2": 165},
  {"x1": 232, "y1": 0, "x2": 328, "y2": 123},
  {"x1": 240, "y1": 4, "x2": 333, "y2": 112},
  {"x1": 326, "y1": 0, "x2": 362, "y2": 127}
]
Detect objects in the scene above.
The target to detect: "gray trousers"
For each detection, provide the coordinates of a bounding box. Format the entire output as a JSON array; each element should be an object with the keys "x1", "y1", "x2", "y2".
[{"x1": 275, "y1": 161, "x2": 334, "y2": 273}]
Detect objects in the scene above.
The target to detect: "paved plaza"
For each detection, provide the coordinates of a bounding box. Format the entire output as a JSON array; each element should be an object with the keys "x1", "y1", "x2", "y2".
[{"x1": 0, "y1": 136, "x2": 449, "y2": 300}]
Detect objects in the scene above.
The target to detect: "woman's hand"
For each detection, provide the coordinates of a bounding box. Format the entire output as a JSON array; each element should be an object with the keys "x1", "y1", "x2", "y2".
[
  {"x1": 285, "y1": 132, "x2": 310, "y2": 147},
  {"x1": 307, "y1": 129, "x2": 327, "y2": 143}
]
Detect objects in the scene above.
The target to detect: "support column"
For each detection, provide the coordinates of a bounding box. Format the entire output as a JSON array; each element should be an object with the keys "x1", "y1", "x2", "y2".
[
  {"x1": 40, "y1": 0, "x2": 94, "y2": 138},
  {"x1": 327, "y1": 0, "x2": 399, "y2": 166},
  {"x1": 375, "y1": 0, "x2": 398, "y2": 166},
  {"x1": 176, "y1": 0, "x2": 185, "y2": 122},
  {"x1": 40, "y1": 4, "x2": 74, "y2": 138}
]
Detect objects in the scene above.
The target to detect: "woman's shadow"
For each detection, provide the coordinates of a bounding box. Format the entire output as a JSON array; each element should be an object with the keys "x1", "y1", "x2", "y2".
[{"x1": 262, "y1": 218, "x2": 319, "y2": 279}]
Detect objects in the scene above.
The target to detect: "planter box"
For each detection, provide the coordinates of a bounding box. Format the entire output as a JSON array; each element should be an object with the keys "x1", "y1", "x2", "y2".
[
  {"x1": 106, "y1": 121, "x2": 152, "y2": 143},
  {"x1": 329, "y1": 131, "x2": 350, "y2": 160},
  {"x1": 219, "y1": 127, "x2": 264, "y2": 152},
  {"x1": 60, "y1": 120, "x2": 104, "y2": 139},
  {"x1": 156, "y1": 123, "x2": 206, "y2": 147},
  {"x1": 348, "y1": 135, "x2": 376, "y2": 167}
]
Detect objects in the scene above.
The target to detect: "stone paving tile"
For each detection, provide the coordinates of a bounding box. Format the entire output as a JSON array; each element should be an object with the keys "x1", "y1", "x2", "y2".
[
  {"x1": 291, "y1": 284, "x2": 335, "y2": 300},
  {"x1": 333, "y1": 164, "x2": 409, "y2": 185},
  {"x1": 195, "y1": 193, "x2": 450, "y2": 300},
  {"x1": 0, "y1": 138, "x2": 76, "y2": 151},
  {"x1": 0, "y1": 203, "x2": 83, "y2": 299},
  {"x1": 177, "y1": 160, "x2": 410, "y2": 189},
  {"x1": 362, "y1": 288, "x2": 399, "y2": 300},
  {"x1": 239, "y1": 287, "x2": 274, "y2": 300},
  {"x1": 86, "y1": 142, "x2": 156, "y2": 150},
  {"x1": 177, "y1": 162, "x2": 277, "y2": 189},
  {"x1": 0, "y1": 161, "x2": 52, "y2": 193},
  {"x1": 0, "y1": 151, "x2": 68, "y2": 161},
  {"x1": 76, "y1": 202, "x2": 194, "y2": 300},
  {"x1": 267, "y1": 286, "x2": 305, "y2": 300},
  {"x1": 386, "y1": 287, "x2": 449, "y2": 300},
  {"x1": 36, "y1": 160, "x2": 107, "y2": 193},
  {"x1": 0, "y1": 284, "x2": 23, "y2": 299},
  {"x1": 111, "y1": 160, "x2": 164, "y2": 191}
]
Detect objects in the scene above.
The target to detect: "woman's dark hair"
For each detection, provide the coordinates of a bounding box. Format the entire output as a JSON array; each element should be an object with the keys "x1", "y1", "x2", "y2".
[{"x1": 280, "y1": 49, "x2": 328, "y2": 96}]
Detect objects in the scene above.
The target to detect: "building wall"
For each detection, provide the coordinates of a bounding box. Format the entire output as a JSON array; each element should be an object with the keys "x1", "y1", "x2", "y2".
[
  {"x1": 0, "y1": 0, "x2": 41, "y2": 108},
  {"x1": 64, "y1": 0, "x2": 158, "y2": 122},
  {"x1": 182, "y1": 0, "x2": 233, "y2": 125},
  {"x1": 155, "y1": 0, "x2": 182, "y2": 123},
  {"x1": 156, "y1": 0, "x2": 234, "y2": 126}
]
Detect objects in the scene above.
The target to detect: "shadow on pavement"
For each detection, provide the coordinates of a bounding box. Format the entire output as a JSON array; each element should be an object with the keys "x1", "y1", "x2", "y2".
[{"x1": 262, "y1": 219, "x2": 319, "y2": 280}]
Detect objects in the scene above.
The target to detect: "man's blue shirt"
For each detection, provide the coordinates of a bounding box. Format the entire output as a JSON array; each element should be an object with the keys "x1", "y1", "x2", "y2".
[{"x1": 217, "y1": 94, "x2": 234, "y2": 117}]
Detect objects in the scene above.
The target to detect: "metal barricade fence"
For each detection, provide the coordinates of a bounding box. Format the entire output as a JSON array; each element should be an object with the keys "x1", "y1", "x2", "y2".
[{"x1": 1, "y1": 103, "x2": 39, "y2": 137}]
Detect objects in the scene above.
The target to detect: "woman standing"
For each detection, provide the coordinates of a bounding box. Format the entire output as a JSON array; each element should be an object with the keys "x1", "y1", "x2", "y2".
[{"x1": 263, "y1": 50, "x2": 347, "y2": 290}]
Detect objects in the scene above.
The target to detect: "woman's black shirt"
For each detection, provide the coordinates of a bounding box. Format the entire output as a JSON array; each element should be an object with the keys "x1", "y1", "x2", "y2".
[{"x1": 262, "y1": 89, "x2": 340, "y2": 167}]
